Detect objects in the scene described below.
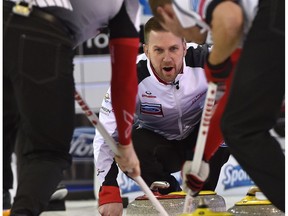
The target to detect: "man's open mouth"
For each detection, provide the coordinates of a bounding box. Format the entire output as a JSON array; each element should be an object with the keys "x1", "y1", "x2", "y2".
[{"x1": 163, "y1": 67, "x2": 173, "y2": 72}]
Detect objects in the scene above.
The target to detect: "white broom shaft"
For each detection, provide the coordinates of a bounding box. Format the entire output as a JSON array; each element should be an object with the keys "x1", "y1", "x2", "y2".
[
  {"x1": 134, "y1": 176, "x2": 169, "y2": 216},
  {"x1": 74, "y1": 91, "x2": 120, "y2": 155},
  {"x1": 183, "y1": 82, "x2": 217, "y2": 213},
  {"x1": 191, "y1": 82, "x2": 217, "y2": 173},
  {"x1": 183, "y1": 192, "x2": 193, "y2": 213},
  {"x1": 74, "y1": 91, "x2": 169, "y2": 216}
]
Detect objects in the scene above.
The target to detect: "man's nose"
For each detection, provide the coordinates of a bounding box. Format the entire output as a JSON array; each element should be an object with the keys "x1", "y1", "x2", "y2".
[{"x1": 163, "y1": 51, "x2": 172, "y2": 61}]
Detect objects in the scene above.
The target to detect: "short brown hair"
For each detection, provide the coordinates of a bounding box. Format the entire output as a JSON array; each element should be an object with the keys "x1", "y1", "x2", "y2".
[
  {"x1": 148, "y1": 0, "x2": 172, "y2": 22},
  {"x1": 144, "y1": 16, "x2": 168, "y2": 43}
]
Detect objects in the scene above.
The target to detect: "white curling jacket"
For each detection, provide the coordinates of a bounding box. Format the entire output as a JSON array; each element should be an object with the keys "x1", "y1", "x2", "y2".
[{"x1": 93, "y1": 44, "x2": 209, "y2": 185}]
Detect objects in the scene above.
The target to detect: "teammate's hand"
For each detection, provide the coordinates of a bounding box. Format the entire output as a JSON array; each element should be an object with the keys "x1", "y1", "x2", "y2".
[
  {"x1": 98, "y1": 203, "x2": 123, "y2": 216},
  {"x1": 181, "y1": 160, "x2": 209, "y2": 196},
  {"x1": 115, "y1": 142, "x2": 141, "y2": 178},
  {"x1": 98, "y1": 185, "x2": 123, "y2": 215},
  {"x1": 156, "y1": 5, "x2": 207, "y2": 43},
  {"x1": 204, "y1": 48, "x2": 242, "y2": 83},
  {"x1": 204, "y1": 56, "x2": 233, "y2": 83}
]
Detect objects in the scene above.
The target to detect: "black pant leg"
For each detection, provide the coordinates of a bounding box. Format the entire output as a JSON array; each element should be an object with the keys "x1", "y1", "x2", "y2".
[
  {"x1": 4, "y1": 3, "x2": 74, "y2": 215},
  {"x1": 3, "y1": 76, "x2": 18, "y2": 191},
  {"x1": 132, "y1": 128, "x2": 183, "y2": 194},
  {"x1": 221, "y1": 0, "x2": 285, "y2": 211}
]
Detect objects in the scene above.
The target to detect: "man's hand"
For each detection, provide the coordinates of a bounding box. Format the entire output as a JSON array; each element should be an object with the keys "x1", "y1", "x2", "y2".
[
  {"x1": 204, "y1": 56, "x2": 233, "y2": 83},
  {"x1": 98, "y1": 203, "x2": 123, "y2": 216},
  {"x1": 181, "y1": 160, "x2": 209, "y2": 196},
  {"x1": 204, "y1": 48, "x2": 242, "y2": 83},
  {"x1": 115, "y1": 142, "x2": 141, "y2": 178},
  {"x1": 156, "y1": 5, "x2": 207, "y2": 43},
  {"x1": 98, "y1": 185, "x2": 123, "y2": 215}
]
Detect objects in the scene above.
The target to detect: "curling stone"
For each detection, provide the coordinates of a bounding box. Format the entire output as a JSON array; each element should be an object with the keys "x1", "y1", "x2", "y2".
[
  {"x1": 179, "y1": 197, "x2": 233, "y2": 216},
  {"x1": 126, "y1": 181, "x2": 184, "y2": 216},
  {"x1": 227, "y1": 186, "x2": 284, "y2": 216},
  {"x1": 126, "y1": 181, "x2": 227, "y2": 215},
  {"x1": 186, "y1": 190, "x2": 226, "y2": 212}
]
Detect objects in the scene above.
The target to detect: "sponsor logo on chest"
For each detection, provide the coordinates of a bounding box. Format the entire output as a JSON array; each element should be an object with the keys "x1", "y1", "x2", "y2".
[{"x1": 140, "y1": 103, "x2": 163, "y2": 117}]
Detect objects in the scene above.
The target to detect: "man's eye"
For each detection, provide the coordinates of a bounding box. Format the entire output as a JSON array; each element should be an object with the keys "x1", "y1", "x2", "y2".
[{"x1": 170, "y1": 47, "x2": 178, "y2": 51}]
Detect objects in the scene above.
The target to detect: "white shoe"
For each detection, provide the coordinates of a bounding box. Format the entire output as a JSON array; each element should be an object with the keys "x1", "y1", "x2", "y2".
[{"x1": 50, "y1": 185, "x2": 68, "y2": 201}]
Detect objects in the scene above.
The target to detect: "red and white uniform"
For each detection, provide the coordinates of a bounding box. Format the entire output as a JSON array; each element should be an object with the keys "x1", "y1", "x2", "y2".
[{"x1": 93, "y1": 44, "x2": 221, "y2": 205}]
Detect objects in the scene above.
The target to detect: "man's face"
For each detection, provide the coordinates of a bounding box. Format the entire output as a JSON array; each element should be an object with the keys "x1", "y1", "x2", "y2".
[{"x1": 144, "y1": 30, "x2": 186, "y2": 83}]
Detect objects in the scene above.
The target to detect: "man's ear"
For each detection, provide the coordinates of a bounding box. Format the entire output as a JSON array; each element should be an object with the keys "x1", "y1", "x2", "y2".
[
  {"x1": 183, "y1": 41, "x2": 187, "y2": 56},
  {"x1": 143, "y1": 44, "x2": 149, "y2": 57}
]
